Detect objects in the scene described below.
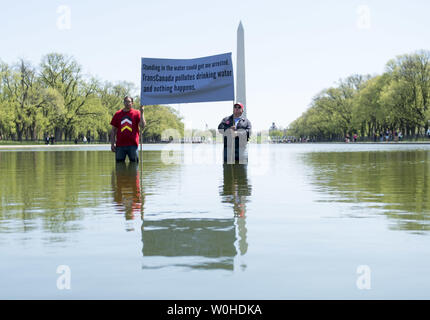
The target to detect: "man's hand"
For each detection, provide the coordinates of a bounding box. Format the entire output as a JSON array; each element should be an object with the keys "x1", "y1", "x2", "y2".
[
  {"x1": 235, "y1": 129, "x2": 246, "y2": 137},
  {"x1": 110, "y1": 126, "x2": 118, "y2": 152}
]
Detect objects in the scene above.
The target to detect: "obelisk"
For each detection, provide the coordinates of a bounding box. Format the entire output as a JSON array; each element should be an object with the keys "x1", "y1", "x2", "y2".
[{"x1": 236, "y1": 21, "x2": 246, "y2": 117}]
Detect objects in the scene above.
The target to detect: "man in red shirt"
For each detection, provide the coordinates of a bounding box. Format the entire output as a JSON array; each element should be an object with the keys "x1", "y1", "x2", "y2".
[{"x1": 110, "y1": 96, "x2": 146, "y2": 162}]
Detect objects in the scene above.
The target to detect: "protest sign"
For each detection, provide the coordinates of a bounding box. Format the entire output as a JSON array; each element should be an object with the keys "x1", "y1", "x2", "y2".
[{"x1": 140, "y1": 53, "x2": 234, "y2": 105}]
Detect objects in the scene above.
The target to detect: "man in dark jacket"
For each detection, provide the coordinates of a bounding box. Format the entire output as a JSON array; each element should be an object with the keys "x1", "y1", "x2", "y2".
[{"x1": 218, "y1": 102, "x2": 252, "y2": 164}]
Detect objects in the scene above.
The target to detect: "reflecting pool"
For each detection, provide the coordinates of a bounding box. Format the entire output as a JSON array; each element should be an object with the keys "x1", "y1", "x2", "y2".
[{"x1": 1, "y1": 144, "x2": 430, "y2": 299}]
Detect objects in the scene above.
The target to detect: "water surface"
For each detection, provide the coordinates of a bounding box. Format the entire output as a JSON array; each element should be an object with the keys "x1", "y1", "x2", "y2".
[{"x1": 1, "y1": 144, "x2": 430, "y2": 299}]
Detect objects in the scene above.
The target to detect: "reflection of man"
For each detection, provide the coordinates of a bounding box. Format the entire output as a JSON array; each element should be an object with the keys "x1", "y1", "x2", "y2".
[
  {"x1": 220, "y1": 164, "x2": 251, "y2": 257},
  {"x1": 112, "y1": 162, "x2": 143, "y2": 221},
  {"x1": 218, "y1": 102, "x2": 252, "y2": 163},
  {"x1": 110, "y1": 96, "x2": 146, "y2": 162},
  {"x1": 221, "y1": 164, "x2": 252, "y2": 217}
]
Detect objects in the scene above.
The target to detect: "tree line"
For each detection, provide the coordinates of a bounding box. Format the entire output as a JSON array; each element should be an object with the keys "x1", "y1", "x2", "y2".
[
  {"x1": 288, "y1": 50, "x2": 430, "y2": 141},
  {"x1": 0, "y1": 53, "x2": 183, "y2": 142}
]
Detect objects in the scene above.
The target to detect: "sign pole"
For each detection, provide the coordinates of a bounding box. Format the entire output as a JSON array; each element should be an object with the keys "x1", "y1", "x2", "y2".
[{"x1": 139, "y1": 129, "x2": 144, "y2": 220}]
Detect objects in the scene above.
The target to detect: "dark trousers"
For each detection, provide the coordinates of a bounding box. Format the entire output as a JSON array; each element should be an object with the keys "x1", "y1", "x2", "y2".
[{"x1": 116, "y1": 146, "x2": 139, "y2": 162}]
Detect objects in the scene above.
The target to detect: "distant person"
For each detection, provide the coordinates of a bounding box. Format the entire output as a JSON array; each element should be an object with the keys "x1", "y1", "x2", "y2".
[
  {"x1": 218, "y1": 102, "x2": 252, "y2": 163},
  {"x1": 74, "y1": 138, "x2": 78, "y2": 144},
  {"x1": 45, "y1": 136, "x2": 50, "y2": 145},
  {"x1": 399, "y1": 131, "x2": 403, "y2": 141},
  {"x1": 87, "y1": 136, "x2": 91, "y2": 144},
  {"x1": 353, "y1": 133, "x2": 358, "y2": 143},
  {"x1": 110, "y1": 96, "x2": 146, "y2": 162},
  {"x1": 83, "y1": 136, "x2": 87, "y2": 143},
  {"x1": 49, "y1": 134, "x2": 55, "y2": 145},
  {"x1": 427, "y1": 128, "x2": 430, "y2": 139}
]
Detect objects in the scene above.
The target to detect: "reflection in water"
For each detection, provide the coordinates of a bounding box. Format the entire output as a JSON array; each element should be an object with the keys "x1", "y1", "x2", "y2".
[
  {"x1": 140, "y1": 164, "x2": 252, "y2": 270},
  {"x1": 0, "y1": 149, "x2": 176, "y2": 236},
  {"x1": 112, "y1": 162, "x2": 144, "y2": 222},
  {"x1": 0, "y1": 151, "x2": 113, "y2": 235},
  {"x1": 221, "y1": 164, "x2": 252, "y2": 217},
  {"x1": 141, "y1": 218, "x2": 236, "y2": 270},
  {"x1": 220, "y1": 164, "x2": 252, "y2": 257},
  {"x1": 303, "y1": 151, "x2": 430, "y2": 233}
]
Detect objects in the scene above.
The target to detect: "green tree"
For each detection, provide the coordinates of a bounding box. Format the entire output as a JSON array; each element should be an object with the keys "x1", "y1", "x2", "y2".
[
  {"x1": 39, "y1": 53, "x2": 101, "y2": 141},
  {"x1": 0, "y1": 59, "x2": 57, "y2": 141},
  {"x1": 141, "y1": 105, "x2": 184, "y2": 142},
  {"x1": 353, "y1": 74, "x2": 390, "y2": 137},
  {"x1": 384, "y1": 51, "x2": 430, "y2": 136}
]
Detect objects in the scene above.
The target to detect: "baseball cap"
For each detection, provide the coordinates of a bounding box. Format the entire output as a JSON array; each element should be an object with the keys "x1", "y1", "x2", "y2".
[{"x1": 234, "y1": 103, "x2": 244, "y2": 109}]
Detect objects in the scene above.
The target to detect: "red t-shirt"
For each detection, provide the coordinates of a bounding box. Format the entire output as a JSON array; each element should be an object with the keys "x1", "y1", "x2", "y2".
[{"x1": 110, "y1": 108, "x2": 141, "y2": 147}]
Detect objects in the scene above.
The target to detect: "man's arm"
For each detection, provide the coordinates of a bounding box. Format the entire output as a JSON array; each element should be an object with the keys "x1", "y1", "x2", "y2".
[
  {"x1": 110, "y1": 126, "x2": 117, "y2": 152},
  {"x1": 218, "y1": 117, "x2": 235, "y2": 134},
  {"x1": 218, "y1": 121, "x2": 225, "y2": 134},
  {"x1": 236, "y1": 120, "x2": 252, "y2": 140},
  {"x1": 246, "y1": 120, "x2": 252, "y2": 140}
]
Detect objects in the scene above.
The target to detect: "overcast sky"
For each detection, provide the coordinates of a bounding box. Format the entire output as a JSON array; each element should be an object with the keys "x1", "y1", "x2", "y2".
[{"x1": 1, "y1": 0, "x2": 429, "y2": 131}]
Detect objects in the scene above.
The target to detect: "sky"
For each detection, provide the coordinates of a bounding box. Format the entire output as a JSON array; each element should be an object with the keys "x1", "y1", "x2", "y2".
[{"x1": 1, "y1": 0, "x2": 429, "y2": 131}]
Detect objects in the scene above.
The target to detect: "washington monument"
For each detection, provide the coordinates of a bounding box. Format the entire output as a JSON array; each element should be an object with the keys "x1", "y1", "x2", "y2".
[{"x1": 236, "y1": 21, "x2": 246, "y2": 117}]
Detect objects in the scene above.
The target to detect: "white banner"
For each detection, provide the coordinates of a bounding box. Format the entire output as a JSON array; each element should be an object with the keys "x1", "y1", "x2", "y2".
[{"x1": 140, "y1": 53, "x2": 234, "y2": 105}]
